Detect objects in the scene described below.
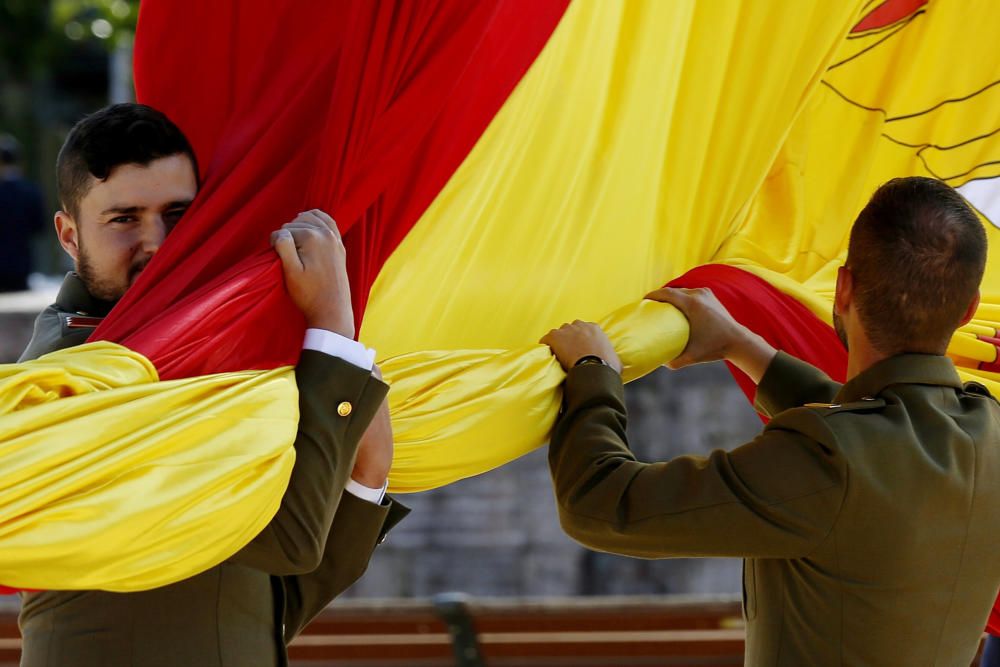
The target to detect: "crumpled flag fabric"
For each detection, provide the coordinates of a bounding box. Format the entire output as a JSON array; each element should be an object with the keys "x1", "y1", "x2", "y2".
[
  {"x1": 0, "y1": 302, "x2": 684, "y2": 589},
  {"x1": 363, "y1": 0, "x2": 1000, "y2": 439},
  {"x1": 0, "y1": 0, "x2": 862, "y2": 589},
  {"x1": 360, "y1": 0, "x2": 861, "y2": 486},
  {"x1": 11, "y1": 0, "x2": 1000, "y2": 595},
  {"x1": 0, "y1": 343, "x2": 296, "y2": 591},
  {"x1": 108, "y1": 0, "x2": 861, "y2": 488},
  {"x1": 382, "y1": 298, "x2": 689, "y2": 492}
]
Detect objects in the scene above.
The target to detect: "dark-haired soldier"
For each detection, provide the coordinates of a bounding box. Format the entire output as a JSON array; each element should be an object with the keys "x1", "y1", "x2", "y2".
[
  {"x1": 541, "y1": 177, "x2": 1000, "y2": 665},
  {"x1": 18, "y1": 104, "x2": 407, "y2": 667}
]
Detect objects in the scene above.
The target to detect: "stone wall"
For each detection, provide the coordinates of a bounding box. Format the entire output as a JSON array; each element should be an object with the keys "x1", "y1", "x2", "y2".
[
  {"x1": 0, "y1": 312, "x2": 39, "y2": 362},
  {"x1": 0, "y1": 299, "x2": 761, "y2": 600},
  {"x1": 0, "y1": 289, "x2": 56, "y2": 362}
]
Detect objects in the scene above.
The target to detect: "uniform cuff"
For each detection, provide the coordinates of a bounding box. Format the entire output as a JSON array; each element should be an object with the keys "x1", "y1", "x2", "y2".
[
  {"x1": 303, "y1": 328, "x2": 376, "y2": 370},
  {"x1": 345, "y1": 478, "x2": 388, "y2": 505}
]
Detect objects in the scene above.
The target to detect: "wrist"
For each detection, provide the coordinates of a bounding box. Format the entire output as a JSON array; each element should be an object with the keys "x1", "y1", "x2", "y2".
[
  {"x1": 728, "y1": 331, "x2": 777, "y2": 384},
  {"x1": 350, "y1": 469, "x2": 389, "y2": 489},
  {"x1": 351, "y1": 455, "x2": 391, "y2": 489},
  {"x1": 573, "y1": 353, "x2": 622, "y2": 374},
  {"x1": 306, "y1": 314, "x2": 355, "y2": 339},
  {"x1": 721, "y1": 325, "x2": 758, "y2": 361},
  {"x1": 718, "y1": 323, "x2": 744, "y2": 354}
]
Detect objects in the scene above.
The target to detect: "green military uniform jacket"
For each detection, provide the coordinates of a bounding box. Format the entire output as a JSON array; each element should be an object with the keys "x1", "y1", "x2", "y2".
[
  {"x1": 549, "y1": 350, "x2": 1000, "y2": 666},
  {"x1": 18, "y1": 273, "x2": 408, "y2": 667}
]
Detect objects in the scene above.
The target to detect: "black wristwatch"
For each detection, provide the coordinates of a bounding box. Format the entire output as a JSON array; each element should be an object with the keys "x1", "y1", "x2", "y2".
[{"x1": 574, "y1": 355, "x2": 609, "y2": 368}]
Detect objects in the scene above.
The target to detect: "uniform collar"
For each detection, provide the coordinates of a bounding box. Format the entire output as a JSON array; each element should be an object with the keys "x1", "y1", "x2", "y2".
[
  {"x1": 53, "y1": 272, "x2": 117, "y2": 318},
  {"x1": 835, "y1": 353, "x2": 962, "y2": 403}
]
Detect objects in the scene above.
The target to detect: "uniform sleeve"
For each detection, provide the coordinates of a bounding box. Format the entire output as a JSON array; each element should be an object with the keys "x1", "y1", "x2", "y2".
[
  {"x1": 548, "y1": 363, "x2": 847, "y2": 559},
  {"x1": 230, "y1": 350, "x2": 389, "y2": 574},
  {"x1": 753, "y1": 351, "x2": 842, "y2": 418},
  {"x1": 281, "y1": 492, "x2": 410, "y2": 642}
]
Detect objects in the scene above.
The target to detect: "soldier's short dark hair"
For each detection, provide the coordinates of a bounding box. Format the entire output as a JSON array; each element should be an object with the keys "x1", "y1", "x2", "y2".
[
  {"x1": 56, "y1": 103, "x2": 198, "y2": 218},
  {"x1": 847, "y1": 176, "x2": 987, "y2": 355}
]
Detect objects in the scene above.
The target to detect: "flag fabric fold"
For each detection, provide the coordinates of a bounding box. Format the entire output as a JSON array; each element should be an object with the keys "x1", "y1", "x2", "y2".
[{"x1": 0, "y1": 343, "x2": 296, "y2": 591}]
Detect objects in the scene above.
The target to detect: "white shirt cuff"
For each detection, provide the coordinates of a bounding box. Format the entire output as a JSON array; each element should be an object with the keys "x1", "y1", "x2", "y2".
[
  {"x1": 345, "y1": 478, "x2": 388, "y2": 505},
  {"x1": 303, "y1": 328, "x2": 376, "y2": 370}
]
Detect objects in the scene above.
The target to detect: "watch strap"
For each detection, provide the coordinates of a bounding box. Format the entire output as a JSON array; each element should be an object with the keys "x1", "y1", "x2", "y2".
[{"x1": 574, "y1": 355, "x2": 608, "y2": 368}]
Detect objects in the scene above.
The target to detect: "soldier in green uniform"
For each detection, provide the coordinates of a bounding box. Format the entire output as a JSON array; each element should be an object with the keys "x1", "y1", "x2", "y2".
[
  {"x1": 17, "y1": 104, "x2": 407, "y2": 667},
  {"x1": 541, "y1": 176, "x2": 1000, "y2": 666}
]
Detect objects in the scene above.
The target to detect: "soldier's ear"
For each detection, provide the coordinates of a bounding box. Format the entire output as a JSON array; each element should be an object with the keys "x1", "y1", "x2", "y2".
[
  {"x1": 54, "y1": 211, "x2": 80, "y2": 262},
  {"x1": 959, "y1": 290, "x2": 981, "y2": 327},
  {"x1": 834, "y1": 265, "x2": 854, "y2": 316}
]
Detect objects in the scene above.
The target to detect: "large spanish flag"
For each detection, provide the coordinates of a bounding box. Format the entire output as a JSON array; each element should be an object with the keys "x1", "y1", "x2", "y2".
[{"x1": 2, "y1": 0, "x2": 999, "y2": 608}]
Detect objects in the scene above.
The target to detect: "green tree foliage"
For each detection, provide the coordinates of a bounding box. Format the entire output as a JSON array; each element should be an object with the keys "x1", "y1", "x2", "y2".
[{"x1": 1, "y1": 0, "x2": 138, "y2": 82}]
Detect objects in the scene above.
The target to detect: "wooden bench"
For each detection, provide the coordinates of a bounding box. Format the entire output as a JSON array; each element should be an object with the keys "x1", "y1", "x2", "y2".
[
  {"x1": 289, "y1": 595, "x2": 746, "y2": 667},
  {"x1": 0, "y1": 595, "x2": 987, "y2": 666}
]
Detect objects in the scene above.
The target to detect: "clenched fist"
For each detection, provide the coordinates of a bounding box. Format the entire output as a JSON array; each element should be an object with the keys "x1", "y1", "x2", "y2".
[
  {"x1": 645, "y1": 286, "x2": 776, "y2": 383},
  {"x1": 271, "y1": 209, "x2": 354, "y2": 338},
  {"x1": 540, "y1": 320, "x2": 622, "y2": 374}
]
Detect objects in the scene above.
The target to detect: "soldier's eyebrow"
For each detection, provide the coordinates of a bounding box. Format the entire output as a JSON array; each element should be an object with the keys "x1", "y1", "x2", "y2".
[
  {"x1": 100, "y1": 205, "x2": 145, "y2": 215},
  {"x1": 100, "y1": 200, "x2": 193, "y2": 215}
]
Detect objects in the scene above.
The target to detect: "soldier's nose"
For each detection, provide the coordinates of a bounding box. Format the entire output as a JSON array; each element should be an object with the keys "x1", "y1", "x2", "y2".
[{"x1": 140, "y1": 218, "x2": 169, "y2": 255}]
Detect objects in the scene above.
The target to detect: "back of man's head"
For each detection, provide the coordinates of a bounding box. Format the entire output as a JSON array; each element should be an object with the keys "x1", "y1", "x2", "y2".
[
  {"x1": 847, "y1": 176, "x2": 987, "y2": 356},
  {"x1": 56, "y1": 103, "x2": 197, "y2": 219}
]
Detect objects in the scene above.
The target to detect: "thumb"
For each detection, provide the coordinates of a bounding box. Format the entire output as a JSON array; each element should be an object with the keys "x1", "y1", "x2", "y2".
[
  {"x1": 665, "y1": 350, "x2": 696, "y2": 371},
  {"x1": 645, "y1": 286, "x2": 686, "y2": 308},
  {"x1": 272, "y1": 230, "x2": 303, "y2": 274}
]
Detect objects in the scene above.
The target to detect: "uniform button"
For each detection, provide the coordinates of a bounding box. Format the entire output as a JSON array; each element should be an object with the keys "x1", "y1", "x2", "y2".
[{"x1": 337, "y1": 401, "x2": 353, "y2": 417}]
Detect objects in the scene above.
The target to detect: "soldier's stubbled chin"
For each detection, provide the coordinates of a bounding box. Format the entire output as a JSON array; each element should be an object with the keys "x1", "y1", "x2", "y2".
[{"x1": 833, "y1": 310, "x2": 849, "y2": 351}]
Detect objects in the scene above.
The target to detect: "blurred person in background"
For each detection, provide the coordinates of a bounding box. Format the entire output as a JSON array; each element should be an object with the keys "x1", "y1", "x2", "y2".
[{"x1": 0, "y1": 134, "x2": 46, "y2": 292}]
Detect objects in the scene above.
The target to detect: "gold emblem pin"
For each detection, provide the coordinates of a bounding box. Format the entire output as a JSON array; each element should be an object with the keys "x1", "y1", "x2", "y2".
[{"x1": 337, "y1": 401, "x2": 353, "y2": 417}]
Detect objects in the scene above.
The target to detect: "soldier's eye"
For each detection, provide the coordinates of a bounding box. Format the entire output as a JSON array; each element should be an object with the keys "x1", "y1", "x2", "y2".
[{"x1": 164, "y1": 208, "x2": 188, "y2": 229}]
